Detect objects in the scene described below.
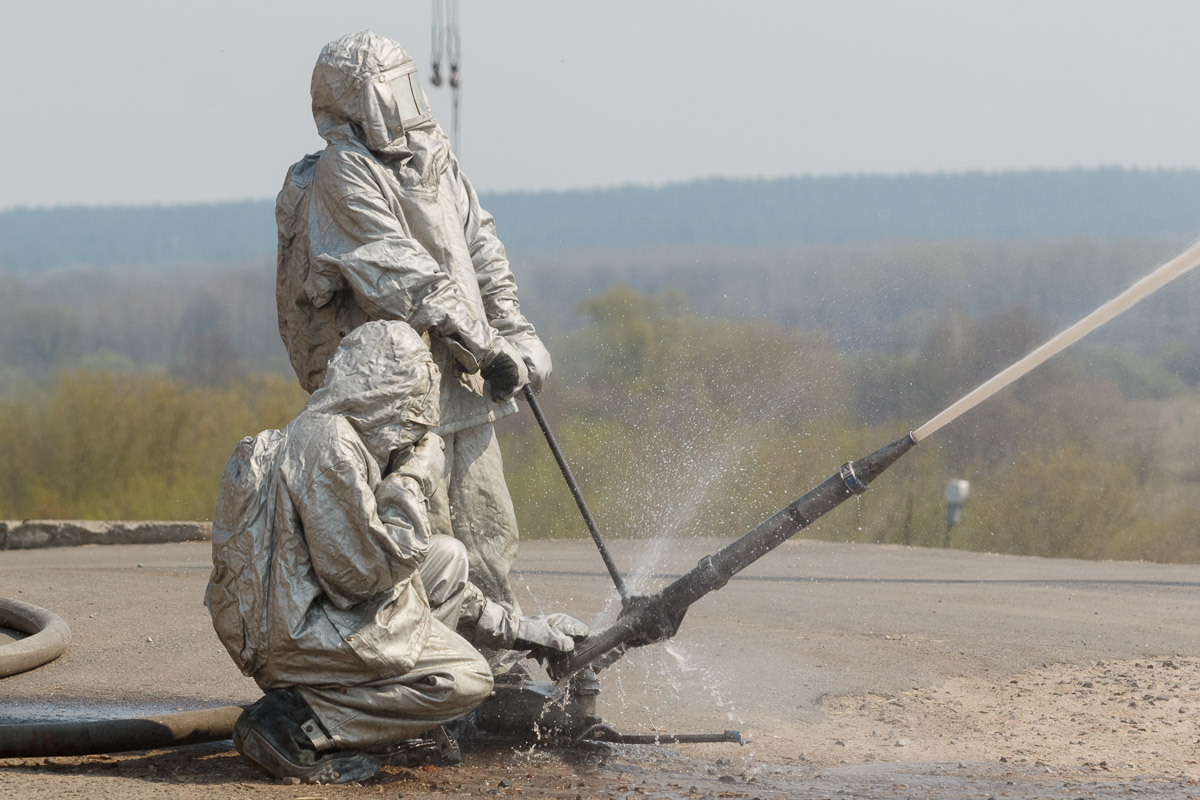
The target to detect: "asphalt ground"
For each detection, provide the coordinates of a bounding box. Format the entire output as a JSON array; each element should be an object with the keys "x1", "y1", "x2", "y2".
[{"x1": 2, "y1": 537, "x2": 1199, "y2": 798}]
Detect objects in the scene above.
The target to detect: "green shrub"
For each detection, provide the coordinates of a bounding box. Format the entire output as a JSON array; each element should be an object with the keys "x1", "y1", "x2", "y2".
[{"x1": 0, "y1": 371, "x2": 305, "y2": 520}]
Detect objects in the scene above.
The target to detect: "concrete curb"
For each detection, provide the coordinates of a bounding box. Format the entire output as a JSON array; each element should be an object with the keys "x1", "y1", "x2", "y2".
[{"x1": 0, "y1": 521, "x2": 211, "y2": 550}]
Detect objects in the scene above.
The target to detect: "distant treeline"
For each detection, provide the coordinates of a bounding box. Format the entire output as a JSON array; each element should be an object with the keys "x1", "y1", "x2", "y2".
[
  {"x1": 4, "y1": 168, "x2": 1200, "y2": 271},
  {"x1": 494, "y1": 168, "x2": 1200, "y2": 249},
  {"x1": 0, "y1": 201, "x2": 275, "y2": 272},
  {"x1": 4, "y1": 237, "x2": 1199, "y2": 396}
]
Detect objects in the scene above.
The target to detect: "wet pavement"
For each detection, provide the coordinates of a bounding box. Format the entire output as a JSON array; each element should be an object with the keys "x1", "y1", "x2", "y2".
[{"x1": 2, "y1": 537, "x2": 1200, "y2": 798}]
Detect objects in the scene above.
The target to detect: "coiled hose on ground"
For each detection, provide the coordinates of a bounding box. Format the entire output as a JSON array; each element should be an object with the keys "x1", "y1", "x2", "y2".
[
  {"x1": 0, "y1": 597, "x2": 71, "y2": 678},
  {"x1": 0, "y1": 597, "x2": 239, "y2": 758}
]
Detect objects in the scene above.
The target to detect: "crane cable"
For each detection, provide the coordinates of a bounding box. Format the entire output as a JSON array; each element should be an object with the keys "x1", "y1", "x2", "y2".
[{"x1": 430, "y1": 0, "x2": 462, "y2": 151}]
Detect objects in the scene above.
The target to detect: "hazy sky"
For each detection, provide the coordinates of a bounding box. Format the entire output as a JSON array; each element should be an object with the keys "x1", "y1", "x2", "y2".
[{"x1": 3, "y1": 0, "x2": 1199, "y2": 210}]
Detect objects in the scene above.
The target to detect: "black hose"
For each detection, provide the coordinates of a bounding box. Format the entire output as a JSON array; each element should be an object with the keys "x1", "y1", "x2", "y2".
[
  {"x1": 0, "y1": 597, "x2": 71, "y2": 678},
  {"x1": 0, "y1": 596, "x2": 242, "y2": 758},
  {"x1": 0, "y1": 706, "x2": 243, "y2": 758}
]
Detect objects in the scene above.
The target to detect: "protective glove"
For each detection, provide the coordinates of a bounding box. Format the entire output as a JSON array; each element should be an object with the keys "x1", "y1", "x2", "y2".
[
  {"x1": 513, "y1": 613, "x2": 589, "y2": 653},
  {"x1": 434, "y1": 310, "x2": 508, "y2": 375},
  {"x1": 442, "y1": 333, "x2": 482, "y2": 373},
  {"x1": 459, "y1": 587, "x2": 589, "y2": 654},
  {"x1": 479, "y1": 338, "x2": 529, "y2": 402},
  {"x1": 509, "y1": 335, "x2": 552, "y2": 395}
]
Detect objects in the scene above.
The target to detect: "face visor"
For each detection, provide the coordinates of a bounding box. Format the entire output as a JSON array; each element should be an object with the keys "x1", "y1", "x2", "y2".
[
  {"x1": 387, "y1": 67, "x2": 433, "y2": 132},
  {"x1": 358, "y1": 61, "x2": 435, "y2": 152}
]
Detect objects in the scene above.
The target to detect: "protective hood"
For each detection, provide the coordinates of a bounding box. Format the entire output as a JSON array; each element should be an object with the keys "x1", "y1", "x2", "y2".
[
  {"x1": 305, "y1": 320, "x2": 439, "y2": 466},
  {"x1": 311, "y1": 31, "x2": 437, "y2": 158}
]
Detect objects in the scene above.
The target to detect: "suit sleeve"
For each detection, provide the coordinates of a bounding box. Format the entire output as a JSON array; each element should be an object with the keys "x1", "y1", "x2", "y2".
[
  {"x1": 292, "y1": 441, "x2": 425, "y2": 610},
  {"x1": 307, "y1": 154, "x2": 503, "y2": 362}
]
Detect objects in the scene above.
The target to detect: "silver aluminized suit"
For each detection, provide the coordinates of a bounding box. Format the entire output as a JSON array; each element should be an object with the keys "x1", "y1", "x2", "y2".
[
  {"x1": 276, "y1": 31, "x2": 548, "y2": 611},
  {"x1": 206, "y1": 321, "x2": 493, "y2": 750}
]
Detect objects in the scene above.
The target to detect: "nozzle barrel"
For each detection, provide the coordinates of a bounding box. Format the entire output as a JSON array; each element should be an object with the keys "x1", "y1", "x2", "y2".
[
  {"x1": 683, "y1": 432, "x2": 915, "y2": 596},
  {"x1": 552, "y1": 433, "x2": 916, "y2": 679}
]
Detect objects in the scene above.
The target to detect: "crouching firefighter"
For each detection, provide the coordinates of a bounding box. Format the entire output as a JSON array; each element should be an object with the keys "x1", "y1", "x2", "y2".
[{"x1": 205, "y1": 320, "x2": 588, "y2": 784}]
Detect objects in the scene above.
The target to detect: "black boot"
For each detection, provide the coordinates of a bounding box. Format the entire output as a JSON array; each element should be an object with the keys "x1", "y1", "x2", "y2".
[{"x1": 233, "y1": 688, "x2": 380, "y2": 784}]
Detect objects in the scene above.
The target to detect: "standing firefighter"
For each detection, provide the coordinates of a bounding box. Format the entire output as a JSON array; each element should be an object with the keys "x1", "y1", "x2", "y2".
[
  {"x1": 276, "y1": 31, "x2": 551, "y2": 622},
  {"x1": 206, "y1": 321, "x2": 586, "y2": 784}
]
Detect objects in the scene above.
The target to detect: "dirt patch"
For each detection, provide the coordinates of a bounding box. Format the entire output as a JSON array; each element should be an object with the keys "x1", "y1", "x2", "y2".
[
  {"x1": 0, "y1": 743, "x2": 650, "y2": 799},
  {"x1": 811, "y1": 656, "x2": 1200, "y2": 782}
]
